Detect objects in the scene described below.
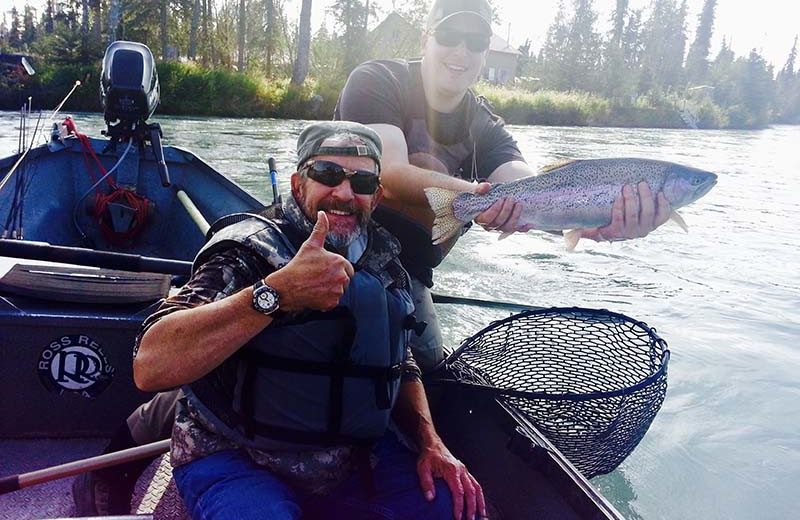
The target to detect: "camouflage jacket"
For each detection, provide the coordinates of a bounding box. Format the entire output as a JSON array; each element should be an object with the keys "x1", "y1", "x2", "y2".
[{"x1": 133, "y1": 200, "x2": 421, "y2": 495}]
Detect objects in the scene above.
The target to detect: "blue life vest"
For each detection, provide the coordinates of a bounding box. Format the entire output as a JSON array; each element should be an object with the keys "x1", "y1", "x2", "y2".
[{"x1": 183, "y1": 211, "x2": 415, "y2": 452}]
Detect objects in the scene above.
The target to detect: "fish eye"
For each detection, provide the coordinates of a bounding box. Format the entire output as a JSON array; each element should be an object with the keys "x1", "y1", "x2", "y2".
[{"x1": 691, "y1": 176, "x2": 704, "y2": 186}]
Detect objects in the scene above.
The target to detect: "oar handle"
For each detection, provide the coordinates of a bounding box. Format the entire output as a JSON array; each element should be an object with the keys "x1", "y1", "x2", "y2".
[
  {"x1": 0, "y1": 239, "x2": 192, "y2": 276},
  {"x1": 268, "y1": 157, "x2": 280, "y2": 205},
  {"x1": 0, "y1": 439, "x2": 171, "y2": 494}
]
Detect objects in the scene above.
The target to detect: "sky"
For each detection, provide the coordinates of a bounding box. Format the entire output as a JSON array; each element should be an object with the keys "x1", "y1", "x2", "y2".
[
  {"x1": 4, "y1": 0, "x2": 798, "y2": 69},
  {"x1": 289, "y1": 0, "x2": 799, "y2": 70}
]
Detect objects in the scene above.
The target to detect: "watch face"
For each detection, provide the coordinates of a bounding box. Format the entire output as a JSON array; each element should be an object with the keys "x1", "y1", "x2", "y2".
[{"x1": 253, "y1": 283, "x2": 280, "y2": 314}]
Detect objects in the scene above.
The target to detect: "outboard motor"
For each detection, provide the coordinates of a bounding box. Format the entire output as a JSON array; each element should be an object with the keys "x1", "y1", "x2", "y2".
[
  {"x1": 100, "y1": 41, "x2": 160, "y2": 135},
  {"x1": 99, "y1": 40, "x2": 170, "y2": 188}
]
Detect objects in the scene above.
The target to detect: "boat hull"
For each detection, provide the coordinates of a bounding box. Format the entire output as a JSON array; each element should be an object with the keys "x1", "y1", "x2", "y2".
[{"x1": 1, "y1": 136, "x2": 264, "y2": 438}]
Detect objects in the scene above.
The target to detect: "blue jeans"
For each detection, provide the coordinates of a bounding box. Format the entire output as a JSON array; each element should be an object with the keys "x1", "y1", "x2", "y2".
[{"x1": 173, "y1": 431, "x2": 454, "y2": 520}]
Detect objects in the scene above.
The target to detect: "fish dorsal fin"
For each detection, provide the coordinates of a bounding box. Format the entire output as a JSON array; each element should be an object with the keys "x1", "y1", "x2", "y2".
[{"x1": 538, "y1": 159, "x2": 578, "y2": 174}]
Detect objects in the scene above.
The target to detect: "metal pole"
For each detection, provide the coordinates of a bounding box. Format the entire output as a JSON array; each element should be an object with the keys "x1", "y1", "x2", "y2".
[{"x1": 0, "y1": 439, "x2": 170, "y2": 495}]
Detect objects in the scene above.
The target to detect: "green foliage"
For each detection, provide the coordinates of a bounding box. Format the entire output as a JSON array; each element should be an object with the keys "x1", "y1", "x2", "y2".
[
  {"x1": 2, "y1": 0, "x2": 796, "y2": 130},
  {"x1": 154, "y1": 62, "x2": 324, "y2": 118}
]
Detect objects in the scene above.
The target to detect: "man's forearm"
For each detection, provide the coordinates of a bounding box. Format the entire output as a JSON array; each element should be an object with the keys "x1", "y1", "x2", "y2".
[
  {"x1": 134, "y1": 287, "x2": 272, "y2": 392},
  {"x1": 381, "y1": 162, "x2": 477, "y2": 208},
  {"x1": 392, "y1": 380, "x2": 443, "y2": 449}
]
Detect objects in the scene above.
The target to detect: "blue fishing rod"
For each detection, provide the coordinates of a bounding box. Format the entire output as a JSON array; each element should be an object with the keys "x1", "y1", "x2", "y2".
[{"x1": 268, "y1": 157, "x2": 281, "y2": 205}]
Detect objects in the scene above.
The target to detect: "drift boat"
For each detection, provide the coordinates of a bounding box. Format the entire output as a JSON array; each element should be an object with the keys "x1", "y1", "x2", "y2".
[{"x1": 0, "y1": 41, "x2": 666, "y2": 519}]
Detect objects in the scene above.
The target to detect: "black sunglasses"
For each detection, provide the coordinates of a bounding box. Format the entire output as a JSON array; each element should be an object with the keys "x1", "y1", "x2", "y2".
[
  {"x1": 432, "y1": 28, "x2": 491, "y2": 53},
  {"x1": 302, "y1": 160, "x2": 381, "y2": 195}
]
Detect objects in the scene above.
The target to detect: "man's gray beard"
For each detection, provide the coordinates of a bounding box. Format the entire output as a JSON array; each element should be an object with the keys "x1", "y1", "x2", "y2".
[
  {"x1": 327, "y1": 219, "x2": 368, "y2": 249},
  {"x1": 297, "y1": 192, "x2": 369, "y2": 249}
]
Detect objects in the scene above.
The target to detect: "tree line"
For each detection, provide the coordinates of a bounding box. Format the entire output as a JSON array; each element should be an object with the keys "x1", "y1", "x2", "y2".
[
  {"x1": 1, "y1": 0, "x2": 798, "y2": 128},
  {"x1": 524, "y1": 0, "x2": 799, "y2": 127}
]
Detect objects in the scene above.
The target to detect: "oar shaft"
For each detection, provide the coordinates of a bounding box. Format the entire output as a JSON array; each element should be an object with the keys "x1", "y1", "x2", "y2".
[
  {"x1": 0, "y1": 439, "x2": 170, "y2": 494},
  {"x1": 175, "y1": 187, "x2": 210, "y2": 235},
  {"x1": 431, "y1": 292, "x2": 542, "y2": 312},
  {"x1": 0, "y1": 239, "x2": 192, "y2": 276}
]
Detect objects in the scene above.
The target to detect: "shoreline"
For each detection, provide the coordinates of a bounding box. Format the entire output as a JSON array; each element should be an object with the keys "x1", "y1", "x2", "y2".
[{"x1": 0, "y1": 62, "x2": 788, "y2": 131}]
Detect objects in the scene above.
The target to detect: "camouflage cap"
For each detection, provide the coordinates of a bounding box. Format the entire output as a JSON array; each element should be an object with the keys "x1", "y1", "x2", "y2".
[
  {"x1": 426, "y1": 0, "x2": 492, "y2": 35},
  {"x1": 296, "y1": 121, "x2": 383, "y2": 171}
]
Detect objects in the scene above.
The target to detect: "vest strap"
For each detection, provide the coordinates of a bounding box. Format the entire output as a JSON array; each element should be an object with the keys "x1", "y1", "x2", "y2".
[{"x1": 241, "y1": 350, "x2": 403, "y2": 381}]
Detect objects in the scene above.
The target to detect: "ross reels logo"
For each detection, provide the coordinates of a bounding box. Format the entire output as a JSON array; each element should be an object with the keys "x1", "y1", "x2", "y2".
[{"x1": 37, "y1": 335, "x2": 115, "y2": 398}]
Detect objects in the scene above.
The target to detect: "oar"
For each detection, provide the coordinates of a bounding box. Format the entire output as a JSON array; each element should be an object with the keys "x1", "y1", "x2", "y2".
[
  {"x1": 0, "y1": 240, "x2": 540, "y2": 312},
  {"x1": 431, "y1": 292, "x2": 542, "y2": 312},
  {"x1": 173, "y1": 185, "x2": 211, "y2": 236},
  {"x1": 0, "y1": 439, "x2": 170, "y2": 495},
  {"x1": 0, "y1": 239, "x2": 192, "y2": 277}
]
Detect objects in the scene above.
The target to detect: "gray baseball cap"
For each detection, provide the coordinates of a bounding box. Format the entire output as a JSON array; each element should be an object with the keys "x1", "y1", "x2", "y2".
[
  {"x1": 296, "y1": 121, "x2": 382, "y2": 171},
  {"x1": 426, "y1": 0, "x2": 492, "y2": 35}
]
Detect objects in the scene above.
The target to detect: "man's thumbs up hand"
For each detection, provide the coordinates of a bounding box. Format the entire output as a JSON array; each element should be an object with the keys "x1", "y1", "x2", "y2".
[{"x1": 265, "y1": 211, "x2": 355, "y2": 313}]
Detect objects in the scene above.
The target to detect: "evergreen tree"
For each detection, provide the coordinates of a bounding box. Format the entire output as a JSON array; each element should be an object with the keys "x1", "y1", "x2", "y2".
[
  {"x1": 23, "y1": 5, "x2": 38, "y2": 46},
  {"x1": 328, "y1": 0, "x2": 373, "y2": 77},
  {"x1": 685, "y1": 0, "x2": 716, "y2": 84},
  {"x1": 640, "y1": 0, "x2": 688, "y2": 92},
  {"x1": 561, "y1": 0, "x2": 601, "y2": 90},
  {"x1": 43, "y1": 0, "x2": 56, "y2": 34},
  {"x1": 609, "y1": 0, "x2": 627, "y2": 49},
  {"x1": 735, "y1": 49, "x2": 774, "y2": 127},
  {"x1": 0, "y1": 14, "x2": 7, "y2": 48},
  {"x1": 779, "y1": 36, "x2": 797, "y2": 78},
  {"x1": 541, "y1": 0, "x2": 601, "y2": 92},
  {"x1": 539, "y1": 1, "x2": 569, "y2": 89},
  {"x1": 8, "y1": 8, "x2": 22, "y2": 49},
  {"x1": 776, "y1": 36, "x2": 799, "y2": 123},
  {"x1": 621, "y1": 8, "x2": 643, "y2": 70},
  {"x1": 601, "y1": 0, "x2": 631, "y2": 99}
]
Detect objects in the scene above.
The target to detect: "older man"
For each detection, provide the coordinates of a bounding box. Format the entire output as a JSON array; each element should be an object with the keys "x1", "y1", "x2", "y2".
[
  {"x1": 334, "y1": 0, "x2": 672, "y2": 371},
  {"x1": 132, "y1": 121, "x2": 485, "y2": 520}
]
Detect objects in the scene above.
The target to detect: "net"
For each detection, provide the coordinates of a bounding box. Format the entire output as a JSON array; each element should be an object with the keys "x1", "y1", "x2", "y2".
[{"x1": 444, "y1": 307, "x2": 669, "y2": 478}]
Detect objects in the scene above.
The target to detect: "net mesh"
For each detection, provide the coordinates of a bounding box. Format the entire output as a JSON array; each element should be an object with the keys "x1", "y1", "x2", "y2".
[{"x1": 445, "y1": 307, "x2": 669, "y2": 479}]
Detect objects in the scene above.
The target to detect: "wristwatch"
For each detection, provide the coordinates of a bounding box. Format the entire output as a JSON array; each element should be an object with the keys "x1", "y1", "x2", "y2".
[{"x1": 252, "y1": 279, "x2": 284, "y2": 317}]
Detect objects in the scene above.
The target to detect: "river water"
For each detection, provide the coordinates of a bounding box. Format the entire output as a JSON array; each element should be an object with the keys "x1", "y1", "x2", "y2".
[{"x1": 2, "y1": 112, "x2": 798, "y2": 520}]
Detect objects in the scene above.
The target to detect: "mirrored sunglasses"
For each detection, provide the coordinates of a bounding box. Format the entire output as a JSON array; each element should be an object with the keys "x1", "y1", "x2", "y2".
[
  {"x1": 302, "y1": 160, "x2": 381, "y2": 195},
  {"x1": 433, "y1": 29, "x2": 491, "y2": 53}
]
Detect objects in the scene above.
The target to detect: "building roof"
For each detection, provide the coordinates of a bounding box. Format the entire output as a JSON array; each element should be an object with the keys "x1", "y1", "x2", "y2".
[
  {"x1": 489, "y1": 34, "x2": 521, "y2": 55},
  {"x1": 0, "y1": 53, "x2": 35, "y2": 75}
]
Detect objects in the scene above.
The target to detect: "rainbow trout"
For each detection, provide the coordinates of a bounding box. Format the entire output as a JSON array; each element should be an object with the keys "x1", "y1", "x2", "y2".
[{"x1": 424, "y1": 158, "x2": 717, "y2": 249}]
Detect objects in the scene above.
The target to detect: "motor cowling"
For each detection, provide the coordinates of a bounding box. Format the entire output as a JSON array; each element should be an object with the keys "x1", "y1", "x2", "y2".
[{"x1": 100, "y1": 41, "x2": 160, "y2": 127}]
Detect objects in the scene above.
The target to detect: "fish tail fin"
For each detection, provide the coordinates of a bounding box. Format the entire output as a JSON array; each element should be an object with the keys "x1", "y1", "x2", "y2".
[
  {"x1": 424, "y1": 187, "x2": 467, "y2": 245},
  {"x1": 670, "y1": 210, "x2": 689, "y2": 232},
  {"x1": 564, "y1": 229, "x2": 582, "y2": 251}
]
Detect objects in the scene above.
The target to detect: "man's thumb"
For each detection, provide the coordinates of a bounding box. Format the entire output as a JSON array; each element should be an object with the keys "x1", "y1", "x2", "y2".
[{"x1": 306, "y1": 211, "x2": 329, "y2": 248}]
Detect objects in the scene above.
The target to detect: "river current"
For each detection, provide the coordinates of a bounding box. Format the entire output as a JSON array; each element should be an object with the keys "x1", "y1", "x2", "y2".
[{"x1": 2, "y1": 112, "x2": 798, "y2": 520}]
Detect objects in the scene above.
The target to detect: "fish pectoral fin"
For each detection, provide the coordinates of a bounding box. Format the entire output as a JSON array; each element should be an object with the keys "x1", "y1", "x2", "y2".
[
  {"x1": 669, "y1": 210, "x2": 689, "y2": 232},
  {"x1": 564, "y1": 229, "x2": 582, "y2": 251},
  {"x1": 498, "y1": 231, "x2": 513, "y2": 241}
]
